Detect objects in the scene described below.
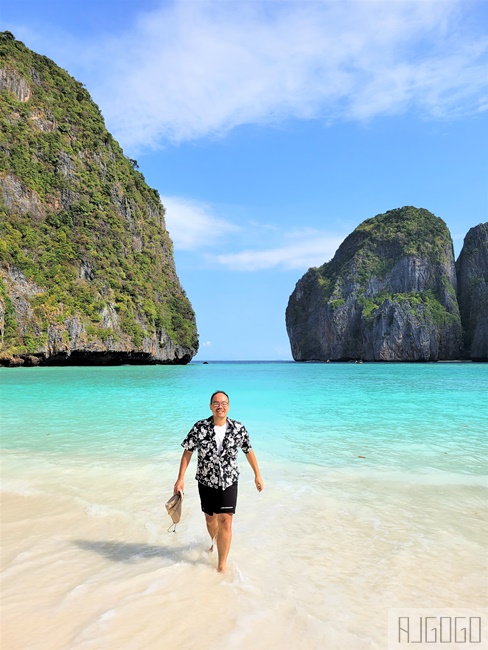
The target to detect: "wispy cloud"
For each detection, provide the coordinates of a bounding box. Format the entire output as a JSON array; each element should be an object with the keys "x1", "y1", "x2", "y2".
[
  {"x1": 161, "y1": 195, "x2": 239, "y2": 250},
  {"x1": 77, "y1": 0, "x2": 488, "y2": 148},
  {"x1": 163, "y1": 195, "x2": 344, "y2": 271},
  {"x1": 209, "y1": 229, "x2": 344, "y2": 271}
]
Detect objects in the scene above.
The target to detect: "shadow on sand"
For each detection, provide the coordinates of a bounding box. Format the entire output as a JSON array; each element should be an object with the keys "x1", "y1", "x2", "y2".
[{"x1": 73, "y1": 539, "x2": 201, "y2": 564}]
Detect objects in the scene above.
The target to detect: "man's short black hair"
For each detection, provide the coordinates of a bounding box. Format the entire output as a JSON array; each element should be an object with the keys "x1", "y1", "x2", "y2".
[{"x1": 210, "y1": 390, "x2": 229, "y2": 403}]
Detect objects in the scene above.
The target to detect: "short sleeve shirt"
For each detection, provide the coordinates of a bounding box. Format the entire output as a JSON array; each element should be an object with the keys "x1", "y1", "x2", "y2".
[{"x1": 182, "y1": 416, "x2": 252, "y2": 490}]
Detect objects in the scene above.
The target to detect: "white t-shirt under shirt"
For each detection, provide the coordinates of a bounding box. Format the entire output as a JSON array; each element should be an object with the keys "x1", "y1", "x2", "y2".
[{"x1": 214, "y1": 424, "x2": 227, "y2": 455}]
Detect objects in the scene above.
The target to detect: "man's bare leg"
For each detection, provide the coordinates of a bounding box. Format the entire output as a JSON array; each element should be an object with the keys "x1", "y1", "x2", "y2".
[
  {"x1": 205, "y1": 513, "x2": 218, "y2": 551},
  {"x1": 216, "y1": 513, "x2": 233, "y2": 572}
]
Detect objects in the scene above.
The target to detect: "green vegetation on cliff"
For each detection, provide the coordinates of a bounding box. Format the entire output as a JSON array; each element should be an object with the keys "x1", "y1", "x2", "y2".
[
  {"x1": 0, "y1": 32, "x2": 198, "y2": 361},
  {"x1": 315, "y1": 206, "x2": 453, "y2": 310}
]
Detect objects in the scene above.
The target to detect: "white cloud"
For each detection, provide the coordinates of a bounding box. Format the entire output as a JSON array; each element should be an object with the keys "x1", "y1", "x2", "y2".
[
  {"x1": 162, "y1": 192, "x2": 344, "y2": 271},
  {"x1": 202, "y1": 341, "x2": 212, "y2": 347},
  {"x1": 208, "y1": 229, "x2": 345, "y2": 271},
  {"x1": 161, "y1": 196, "x2": 239, "y2": 250},
  {"x1": 83, "y1": 0, "x2": 488, "y2": 148}
]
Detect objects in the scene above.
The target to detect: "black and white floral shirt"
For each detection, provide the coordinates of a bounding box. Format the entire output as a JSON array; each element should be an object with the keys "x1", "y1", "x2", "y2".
[{"x1": 182, "y1": 417, "x2": 252, "y2": 490}]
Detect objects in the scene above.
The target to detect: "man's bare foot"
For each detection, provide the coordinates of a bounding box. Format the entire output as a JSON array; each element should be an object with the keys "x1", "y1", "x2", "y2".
[{"x1": 217, "y1": 563, "x2": 226, "y2": 573}]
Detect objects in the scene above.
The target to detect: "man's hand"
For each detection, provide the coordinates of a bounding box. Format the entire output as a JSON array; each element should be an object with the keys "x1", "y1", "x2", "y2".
[
  {"x1": 245, "y1": 449, "x2": 263, "y2": 492},
  {"x1": 174, "y1": 480, "x2": 184, "y2": 495}
]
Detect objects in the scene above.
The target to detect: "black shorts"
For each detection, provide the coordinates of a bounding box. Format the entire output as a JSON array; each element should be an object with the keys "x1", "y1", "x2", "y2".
[{"x1": 198, "y1": 482, "x2": 238, "y2": 515}]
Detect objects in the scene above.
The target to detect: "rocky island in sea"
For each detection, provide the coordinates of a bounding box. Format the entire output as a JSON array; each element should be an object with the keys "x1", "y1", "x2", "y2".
[
  {"x1": 456, "y1": 223, "x2": 488, "y2": 361},
  {"x1": 286, "y1": 206, "x2": 487, "y2": 362},
  {"x1": 0, "y1": 32, "x2": 198, "y2": 366}
]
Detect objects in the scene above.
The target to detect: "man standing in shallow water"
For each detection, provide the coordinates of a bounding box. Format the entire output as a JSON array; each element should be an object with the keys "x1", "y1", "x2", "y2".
[{"x1": 174, "y1": 390, "x2": 263, "y2": 572}]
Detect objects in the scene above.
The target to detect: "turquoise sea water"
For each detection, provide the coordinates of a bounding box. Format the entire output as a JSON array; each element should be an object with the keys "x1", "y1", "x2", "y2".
[
  {"x1": 2, "y1": 361, "x2": 487, "y2": 474},
  {"x1": 1, "y1": 362, "x2": 487, "y2": 650}
]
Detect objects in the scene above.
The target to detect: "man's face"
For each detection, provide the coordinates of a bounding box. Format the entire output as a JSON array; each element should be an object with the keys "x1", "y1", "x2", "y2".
[{"x1": 210, "y1": 393, "x2": 230, "y2": 419}]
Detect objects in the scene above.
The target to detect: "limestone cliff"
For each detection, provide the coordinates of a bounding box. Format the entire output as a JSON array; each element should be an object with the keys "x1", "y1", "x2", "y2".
[
  {"x1": 456, "y1": 223, "x2": 488, "y2": 361},
  {"x1": 286, "y1": 206, "x2": 463, "y2": 361},
  {"x1": 0, "y1": 32, "x2": 198, "y2": 366}
]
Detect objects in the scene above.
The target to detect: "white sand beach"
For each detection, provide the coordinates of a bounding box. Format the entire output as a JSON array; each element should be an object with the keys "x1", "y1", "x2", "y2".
[{"x1": 1, "y1": 450, "x2": 486, "y2": 650}]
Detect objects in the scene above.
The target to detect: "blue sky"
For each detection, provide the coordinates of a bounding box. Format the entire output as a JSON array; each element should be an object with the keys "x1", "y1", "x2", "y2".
[{"x1": 3, "y1": 0, "x2": 487, "y2": 360}]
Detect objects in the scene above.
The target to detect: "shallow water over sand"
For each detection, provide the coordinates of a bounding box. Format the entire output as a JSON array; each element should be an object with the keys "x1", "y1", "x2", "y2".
[{"x1": 1, "y1": 363, "x2": 487, "y2": 649}]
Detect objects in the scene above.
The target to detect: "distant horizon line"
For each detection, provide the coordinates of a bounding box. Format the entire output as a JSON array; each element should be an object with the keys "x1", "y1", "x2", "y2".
[{"x1": 190, "y1": 359, "x2": 478, "y2": 364}]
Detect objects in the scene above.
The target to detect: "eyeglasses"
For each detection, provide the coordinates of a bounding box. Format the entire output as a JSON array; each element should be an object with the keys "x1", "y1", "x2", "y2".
[{"x1": 211, "y1": 401, "x2": 229, "y2": 407}]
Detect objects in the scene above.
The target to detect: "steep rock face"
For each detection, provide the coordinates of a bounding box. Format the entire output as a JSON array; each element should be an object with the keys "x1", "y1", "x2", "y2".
[
  {"x1": 0, "y1": 32, "x2": 198, "y2": 366},
  {"x1": 286, "y1": 206, "x2": 463, "y2": 361},
  {"x1": 456, "y1": 223, "x2": 488, "y2": 361}
]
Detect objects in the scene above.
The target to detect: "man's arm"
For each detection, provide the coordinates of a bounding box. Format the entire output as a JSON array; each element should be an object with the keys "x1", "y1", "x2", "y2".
[
  {"x1": 174, "y1": 449, "x2": 193, "y2": 494},
  {"x1": 245, "y1": 449, "x2": 264, "y2": 492}
]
